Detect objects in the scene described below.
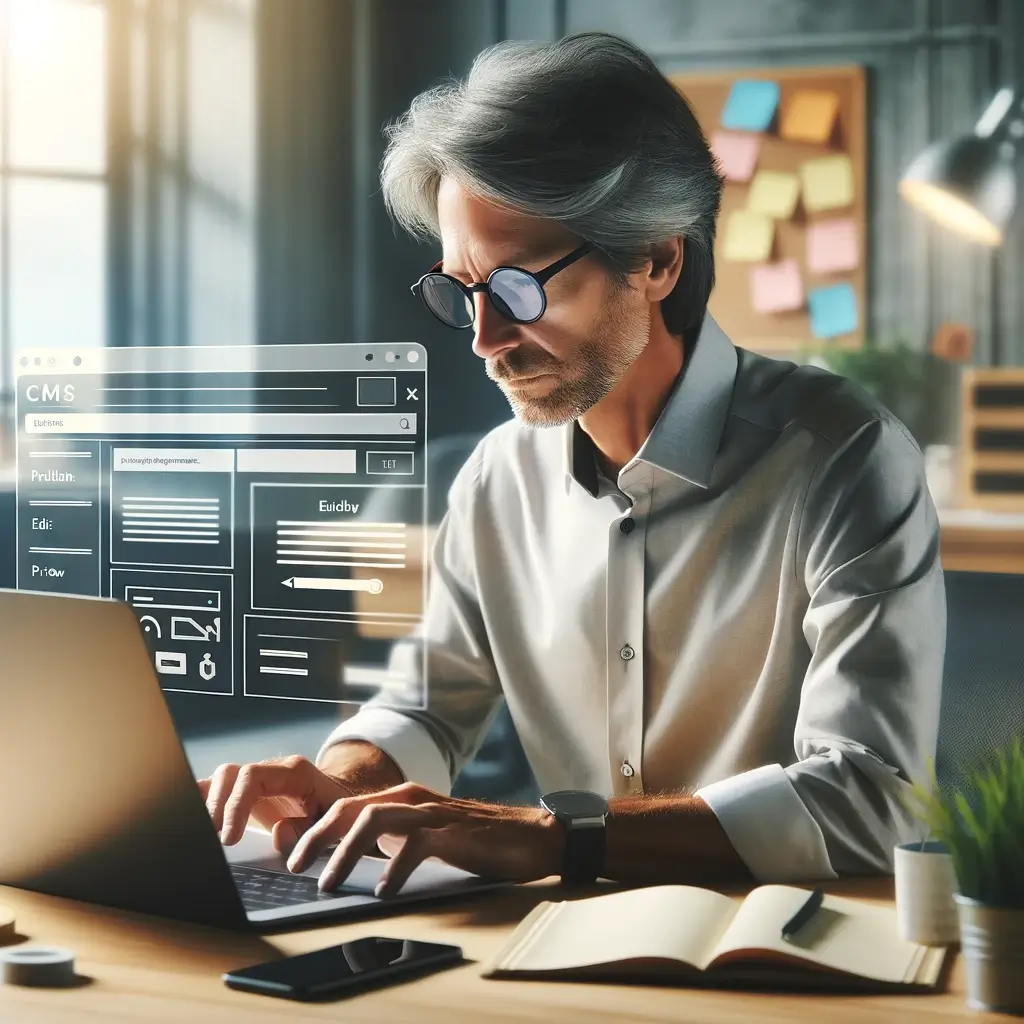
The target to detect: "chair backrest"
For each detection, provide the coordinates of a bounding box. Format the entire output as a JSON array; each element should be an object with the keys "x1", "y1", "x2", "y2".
[{"x1": 936, "y1": 570, "x2": 1024, "y2": 796}]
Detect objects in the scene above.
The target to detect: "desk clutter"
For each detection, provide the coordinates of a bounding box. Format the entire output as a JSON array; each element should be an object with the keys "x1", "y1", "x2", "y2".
[
  {"x1": 0, "y1": 903, "x2": 78, "y2": 989},
  {"x1": 959, "y1": 368, "x2": 1024, "y2": 512},
  {"x1": 483, "y1": 883, "x2": 948, "y2": 992}
]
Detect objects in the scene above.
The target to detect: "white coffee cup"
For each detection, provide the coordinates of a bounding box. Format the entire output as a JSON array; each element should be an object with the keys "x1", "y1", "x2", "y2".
[{"x1": 894, "y1": 840, "x2": 960, "y2": 945}]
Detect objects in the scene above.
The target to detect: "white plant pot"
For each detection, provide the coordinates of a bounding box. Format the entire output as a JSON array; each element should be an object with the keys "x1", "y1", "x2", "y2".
[{"x1": 955, "y1": 894, "x2": 1024, "y2": 1014}]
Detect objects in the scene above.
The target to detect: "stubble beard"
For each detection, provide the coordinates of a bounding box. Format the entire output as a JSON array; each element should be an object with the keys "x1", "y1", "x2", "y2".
[{"x1": 490, "y1": 294, "x2": 650, "y2": 428}]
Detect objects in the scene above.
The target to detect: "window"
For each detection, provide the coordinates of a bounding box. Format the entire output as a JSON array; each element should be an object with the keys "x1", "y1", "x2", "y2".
[{"x1": 0, "y1": 0, "x2": 109, "y2": 463}]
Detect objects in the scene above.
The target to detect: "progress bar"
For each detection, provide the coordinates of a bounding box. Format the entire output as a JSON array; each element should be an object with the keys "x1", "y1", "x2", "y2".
[{"x1": 281, "y1": 577, "x2": 383, "y2": 594}]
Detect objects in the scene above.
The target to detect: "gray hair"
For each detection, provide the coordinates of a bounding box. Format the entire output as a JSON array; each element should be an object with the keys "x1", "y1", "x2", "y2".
[{"x1": 379, "y1": 32, "x2": 723, "y2": 335}]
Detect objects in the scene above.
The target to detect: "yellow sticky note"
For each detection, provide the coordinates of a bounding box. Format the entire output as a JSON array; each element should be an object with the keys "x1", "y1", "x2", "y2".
[
  {"x1": 800, "y1": 154, "x2": 854, "y2": 213},
  {"x1": 722, "y1": 209, "x2": 774, "y2": 262},
  {"x1": 747, "y1": 170, "x2": 800, "y2": 219},
  {"x1": 780, "y1": 90, "x2": 839, "y2": 144}
]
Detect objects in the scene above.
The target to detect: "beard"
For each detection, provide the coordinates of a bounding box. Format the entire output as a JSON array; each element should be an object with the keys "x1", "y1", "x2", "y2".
[{"x1": 486, "y1": 290, "x2": 650, "y2": 428}]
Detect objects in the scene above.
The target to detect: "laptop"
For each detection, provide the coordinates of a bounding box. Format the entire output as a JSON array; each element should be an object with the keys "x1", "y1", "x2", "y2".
[{"x1": 0, "y1": 588, "x2": 504, "y2": 931}]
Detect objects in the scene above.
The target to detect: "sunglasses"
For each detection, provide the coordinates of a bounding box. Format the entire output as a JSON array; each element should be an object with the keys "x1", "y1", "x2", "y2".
[{"x1": 410, "y1": 242, "x2": 594, "y2": 329}]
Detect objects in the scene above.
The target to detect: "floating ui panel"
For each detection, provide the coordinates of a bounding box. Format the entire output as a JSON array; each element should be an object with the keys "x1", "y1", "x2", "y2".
[{"x1": 15, "y1": 344, "x2": 428, "y2": 708}]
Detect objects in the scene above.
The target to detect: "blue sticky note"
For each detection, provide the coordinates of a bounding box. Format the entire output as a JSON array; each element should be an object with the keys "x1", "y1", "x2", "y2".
[
  {"x1": 720, "y1": 80, "x2": 780, "y2": 132},
  {"x1": 808, "y1": 283, "x2": 859, "y2": 340}
]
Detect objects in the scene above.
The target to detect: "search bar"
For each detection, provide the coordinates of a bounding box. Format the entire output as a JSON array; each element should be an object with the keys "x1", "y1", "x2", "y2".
[{"x1": 23, "y1": 412, "x2": 417, "y2": 436}]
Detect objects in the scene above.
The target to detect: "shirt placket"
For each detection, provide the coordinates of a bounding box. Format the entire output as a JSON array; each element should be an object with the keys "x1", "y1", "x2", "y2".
[{"x1": 605, "y1": 464, "x2": 652, "y2": 797}]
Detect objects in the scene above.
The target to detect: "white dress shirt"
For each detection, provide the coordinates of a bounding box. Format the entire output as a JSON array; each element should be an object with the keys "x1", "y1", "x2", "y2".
[{"x1": 318, "y1": 314, "x2": 946, "y2": 881}]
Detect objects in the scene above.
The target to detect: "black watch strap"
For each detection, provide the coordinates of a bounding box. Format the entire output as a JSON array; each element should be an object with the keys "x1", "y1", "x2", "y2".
[{"x1": 563, "y1": 821, "x2": 606, "y2": 886}]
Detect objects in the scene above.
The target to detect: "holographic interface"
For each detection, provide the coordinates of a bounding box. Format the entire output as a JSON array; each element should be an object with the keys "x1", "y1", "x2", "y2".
[{"x1": 14, "y1": 343, "x2": 427, "y2": 707}]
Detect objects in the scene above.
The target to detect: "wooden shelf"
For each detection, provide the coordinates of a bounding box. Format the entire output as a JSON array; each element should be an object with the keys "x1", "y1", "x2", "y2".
[{"x1": 940, "y1": 508, "x2": 1024, "y2": 574}]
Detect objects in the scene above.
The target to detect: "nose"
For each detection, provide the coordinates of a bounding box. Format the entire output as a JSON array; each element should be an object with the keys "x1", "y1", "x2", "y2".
[{"x1": 471, "y1": 291, "x2": 519, "y2": 361}]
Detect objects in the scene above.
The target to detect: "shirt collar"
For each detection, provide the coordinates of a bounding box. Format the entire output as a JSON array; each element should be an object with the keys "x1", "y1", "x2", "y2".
[{"x1": 563, "y1": 312, "x2": 738, "y2": 496}]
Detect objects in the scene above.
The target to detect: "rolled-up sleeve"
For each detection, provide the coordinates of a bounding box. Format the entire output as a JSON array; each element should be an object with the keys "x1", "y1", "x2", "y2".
[
  {"x1": 316, "y1": 443, "x2": 504, "y2": 794},
  {"x1": 699, "y1": 414, "x2": 945, "y2": 880}
]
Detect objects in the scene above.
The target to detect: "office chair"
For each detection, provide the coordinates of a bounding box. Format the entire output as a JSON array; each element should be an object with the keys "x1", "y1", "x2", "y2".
[{"x1": 935, "y1": 570, "x2": 1024, "y2": 797}]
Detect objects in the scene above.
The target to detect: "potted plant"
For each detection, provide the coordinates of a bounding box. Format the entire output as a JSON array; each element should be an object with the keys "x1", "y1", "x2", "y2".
[
  {"x1": 907, "y1": 739, "x2": 1024, "y2": 1013},
  {"x1": 804, "y1": 338, "x2": 960, "y2": 448}
]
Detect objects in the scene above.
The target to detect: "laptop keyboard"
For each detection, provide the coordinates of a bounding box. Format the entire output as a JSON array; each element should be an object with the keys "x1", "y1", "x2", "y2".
[{"x1": 231, "y1": 864, "x2": 370, "y2": 912}]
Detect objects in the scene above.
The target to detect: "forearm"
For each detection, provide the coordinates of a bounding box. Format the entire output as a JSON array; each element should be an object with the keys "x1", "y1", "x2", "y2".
[
  {"x1": 602, "y1": 795, "x2": 754, "y2": 886},
  {"x1": 318, "y1": 739, "x2": 405, "y2": 794}
]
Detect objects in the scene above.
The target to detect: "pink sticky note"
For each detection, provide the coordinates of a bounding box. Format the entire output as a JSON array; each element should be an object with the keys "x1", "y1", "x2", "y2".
[
  {"x1": 710, "y1": 130, "x2": 761, "y2": 183},
  {"x1": 750, "y1": 259, "x2": 804, "y2": 313},
  {"x1": 806, "y1": 218, "x2": 858, "y2": 274}
]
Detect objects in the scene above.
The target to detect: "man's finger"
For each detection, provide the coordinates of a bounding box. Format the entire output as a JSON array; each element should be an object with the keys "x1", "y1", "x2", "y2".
[
  {"x1": 318, "y1": 803, "x2": 436, "y2": 891},
  {"x1": 204, "y1": 763, "x2": 241, "y2": 834},
  {"x1": 288, "y1": 782, "x2": 431, "y2": 871},
  {"x1": 220, "y1": 763, "x2": 312, "y2": 845},
  {"x1": 271, "y1": 816, "x2": 311, "y2": 854},
  {"x1": 375, "y1": 831, "x2": 431, "y2": 897},
  {"x1": 196, "y1": 777, "x2": 211, "y2": 800}
]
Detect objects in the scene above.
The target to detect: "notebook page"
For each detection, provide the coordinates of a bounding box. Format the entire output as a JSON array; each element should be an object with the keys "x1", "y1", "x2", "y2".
[
  {"x1": 497, "y1": 885, "x2": 738, "y2": 973},
  {"x1": 709, "y1": 885, "x2": 929, "y2": 984}
]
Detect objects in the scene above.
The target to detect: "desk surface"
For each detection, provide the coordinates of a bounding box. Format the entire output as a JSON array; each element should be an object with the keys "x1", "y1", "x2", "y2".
[
  {"x1": 940, "y1": 507, "x2": 1024, "y2": 574},
  {"x1": 0, "y1": 875, "x2": 996, "y2": 1023}
]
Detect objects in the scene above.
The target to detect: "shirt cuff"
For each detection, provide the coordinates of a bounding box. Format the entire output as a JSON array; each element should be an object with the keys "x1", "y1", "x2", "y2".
[
  {"x1": 316, "y1": 707, "x2": 452, "y2": 796},
  {"x1": 695, "y1": 764, "x2": 838, "y2": 883}
]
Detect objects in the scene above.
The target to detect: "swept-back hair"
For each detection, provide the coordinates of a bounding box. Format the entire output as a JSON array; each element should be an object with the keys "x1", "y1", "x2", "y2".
[{"x1": 379, "y1": 32, "x2": 724, "y2": 335}]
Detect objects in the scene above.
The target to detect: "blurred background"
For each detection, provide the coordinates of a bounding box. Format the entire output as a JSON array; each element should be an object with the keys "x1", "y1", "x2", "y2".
[{"x1": 0, "y1": 0, "x2": 1022, "y2": 803}]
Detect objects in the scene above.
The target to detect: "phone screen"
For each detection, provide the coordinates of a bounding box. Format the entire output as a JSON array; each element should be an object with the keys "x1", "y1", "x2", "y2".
[{"x1": 223, "y1": 937, "x2": 463, "y2": 1000}]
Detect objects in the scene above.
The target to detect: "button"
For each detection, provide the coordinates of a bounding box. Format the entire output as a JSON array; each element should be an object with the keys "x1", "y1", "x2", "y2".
[
  {"x1": 619, "y1": 644, "x2": 634, "y2": 661},
  {"x1": 619, "y1": 517, "x2": 635, "y2": 534},
  {"x1": 620, "y1": 761, "x2": 635, "y2": 778},
  {"x1": 366, "y1": 451, "x2": 414, "y2": 475}
]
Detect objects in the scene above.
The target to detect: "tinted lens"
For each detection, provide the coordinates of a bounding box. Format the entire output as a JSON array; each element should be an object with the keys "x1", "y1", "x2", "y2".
[
  {"x1": 490, "y1": 269, "x2": 545, "y2": 323},
  {"x1": 421, "y1": 275, "x2": 474, "y2": 328}
]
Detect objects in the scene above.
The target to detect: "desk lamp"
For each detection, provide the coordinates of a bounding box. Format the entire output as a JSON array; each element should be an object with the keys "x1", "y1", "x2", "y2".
[{"x1": 899, "y1": 87, "x2": 1022, "y2": 245}]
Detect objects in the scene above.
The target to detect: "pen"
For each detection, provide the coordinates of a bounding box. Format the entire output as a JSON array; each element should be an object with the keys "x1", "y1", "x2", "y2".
[{"x1": 780, "y1": 888, "x2": 824, "y2": 941}]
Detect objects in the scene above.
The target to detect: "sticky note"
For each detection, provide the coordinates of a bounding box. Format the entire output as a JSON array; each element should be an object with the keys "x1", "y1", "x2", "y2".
[
  {"x1": 808, "y1": 283, "x2": 858, "y2": 339},
  {"x1": 780, "y1": 90, "x2": 840, "y2": 144},
  {"x1": 710, "y1": 130, "x2": 761, "y2": 183},
  {"x1": 720, "y1": 80, "x2": 780, "y2": 132},
  {"x1": 747, "y1": 170, "x2": 801, "y2": 219},
  {"x1": 800, "y1": 154, "x2": 854, "y2": 213},
  {"x1": 750, "y1": 259, "x2": 805, "y2": 314},
  {"x1": 806, "y1": 217, "x2": 859, "y2": 274},
  {"x1": 722, "y1": 209, "x2": 774, "y2": 263}
]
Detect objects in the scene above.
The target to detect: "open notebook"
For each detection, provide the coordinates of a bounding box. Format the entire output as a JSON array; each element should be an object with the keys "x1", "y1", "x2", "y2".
[{"x1": 484, "y1": 884, "x2": 949, "y2": 992}]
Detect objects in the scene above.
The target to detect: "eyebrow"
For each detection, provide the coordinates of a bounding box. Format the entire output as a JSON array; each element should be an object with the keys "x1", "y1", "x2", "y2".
[{"x1": 443, "y1": 244, "x2": 561, "y2": 278}]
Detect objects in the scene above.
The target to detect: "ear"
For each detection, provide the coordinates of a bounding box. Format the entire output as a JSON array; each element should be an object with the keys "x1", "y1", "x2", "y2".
[{"x1": 641, "y1": 236, "x2": 684, "y2": 303}]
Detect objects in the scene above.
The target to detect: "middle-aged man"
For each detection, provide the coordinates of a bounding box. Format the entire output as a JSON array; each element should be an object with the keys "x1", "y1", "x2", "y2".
[{"x1": 201, "y1": 32, "x2": 945, "y2": 897}]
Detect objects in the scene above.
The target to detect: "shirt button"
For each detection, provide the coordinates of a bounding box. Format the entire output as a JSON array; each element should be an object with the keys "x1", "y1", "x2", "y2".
[
  {"x1": 619, "y1": 644, "x2": 634, "y2": 661},
  {"x1": 620, "y1": 761, "x2": 635, "y2": 778},
  {"x1": 619, "y1": 517, "x2": 635, "y2": 534}
]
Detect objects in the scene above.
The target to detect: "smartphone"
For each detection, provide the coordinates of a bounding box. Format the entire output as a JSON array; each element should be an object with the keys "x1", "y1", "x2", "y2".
[{"x1": 222, "y1": 936, "x2": 464, "y2": 1001}]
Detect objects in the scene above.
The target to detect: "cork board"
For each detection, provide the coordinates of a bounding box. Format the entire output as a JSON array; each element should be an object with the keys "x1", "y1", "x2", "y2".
[{"x1": 668, "y1": 65, "x2": 867, "y2": 354}]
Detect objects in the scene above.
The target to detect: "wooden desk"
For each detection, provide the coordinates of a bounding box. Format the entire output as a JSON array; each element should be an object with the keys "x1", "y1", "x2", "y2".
[
  {"x1": 940, "y1": 508, "x2": 1024, "y2": 575},
  {"x1": 0, "y1": 876, "x2": 994, "y2": 1023}
]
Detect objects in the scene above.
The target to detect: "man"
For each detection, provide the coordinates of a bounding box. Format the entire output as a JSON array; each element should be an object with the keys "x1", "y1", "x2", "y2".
[{"x1": 201, "y1": 32, "x2": 944, "y2": 897}]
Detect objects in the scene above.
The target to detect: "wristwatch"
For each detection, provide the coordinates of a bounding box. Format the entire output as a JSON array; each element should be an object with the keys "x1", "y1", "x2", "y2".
[{"x1": 539, "y1": 790, "x2": 609, "y2": 886}]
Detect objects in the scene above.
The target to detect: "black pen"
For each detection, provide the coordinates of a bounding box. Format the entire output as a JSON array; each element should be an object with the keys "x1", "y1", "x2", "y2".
[{"x1": 780, "y1": 888, "x2": 824, "y2": 941}]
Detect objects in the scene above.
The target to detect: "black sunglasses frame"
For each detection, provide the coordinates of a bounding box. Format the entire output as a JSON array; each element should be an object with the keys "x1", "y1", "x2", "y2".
[{"x1": 410, "y1": 241, "x2": 595, "y2": 329}]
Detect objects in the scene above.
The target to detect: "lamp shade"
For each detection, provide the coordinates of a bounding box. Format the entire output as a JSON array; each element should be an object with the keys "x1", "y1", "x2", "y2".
[
  {"x1": 900, "y1": 87, "x2": 1021, "y2": 245},
  {"x1": 899, "y1": 135, "x2": 1016, "y2": 245}
]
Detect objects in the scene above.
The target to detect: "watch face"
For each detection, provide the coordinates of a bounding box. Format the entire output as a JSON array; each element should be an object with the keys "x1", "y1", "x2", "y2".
[{"x1": 541, "y1": 790, "x2": 609, "y2": 820}]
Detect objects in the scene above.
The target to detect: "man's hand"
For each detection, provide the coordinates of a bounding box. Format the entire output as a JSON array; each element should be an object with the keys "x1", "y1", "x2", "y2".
[
  {"x1": 285, "y1": 782, "x2": 565, "y2": 897},
  {"x1": 198, "y1": 755, "x2": 361, "y2": 853}
]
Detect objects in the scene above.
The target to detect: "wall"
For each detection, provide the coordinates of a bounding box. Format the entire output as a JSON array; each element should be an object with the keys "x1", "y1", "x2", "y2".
[{"x1": 508, "y1": 0, "x2": 1024, "y2": 366}]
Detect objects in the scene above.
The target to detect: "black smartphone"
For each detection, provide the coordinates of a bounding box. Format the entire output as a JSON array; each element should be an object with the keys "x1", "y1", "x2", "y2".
[{"x1": 222, "y1": 936, "x2": 464, "y2": 1001}]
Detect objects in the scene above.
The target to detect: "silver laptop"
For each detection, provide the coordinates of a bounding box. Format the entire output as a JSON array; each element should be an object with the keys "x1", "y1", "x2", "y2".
[{"x1": 0, "y1": 588, "x2": 503, "y2": 931}]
